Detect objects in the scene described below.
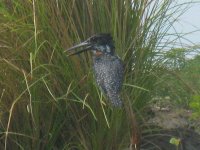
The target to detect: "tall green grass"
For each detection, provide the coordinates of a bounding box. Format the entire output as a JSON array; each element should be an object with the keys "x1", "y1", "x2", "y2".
[{"x1": 0, "y1": 0, "x2": 194, "y2": 149}]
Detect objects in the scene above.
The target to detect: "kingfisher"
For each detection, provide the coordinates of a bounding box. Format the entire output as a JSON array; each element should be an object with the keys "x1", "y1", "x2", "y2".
[{"x1": 66, "y1": 33, "x2": 124, "y2": 107}]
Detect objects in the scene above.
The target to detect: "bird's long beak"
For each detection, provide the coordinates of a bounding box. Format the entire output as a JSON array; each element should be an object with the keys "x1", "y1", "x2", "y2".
[{"x1": 64, "y1": 41, "x2": 92, "y2": 56}]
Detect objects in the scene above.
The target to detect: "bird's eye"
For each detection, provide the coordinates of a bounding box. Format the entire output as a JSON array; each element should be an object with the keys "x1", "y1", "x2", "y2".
[{"x1": 90, "y1": 37, "x2": 98, "y2": 43}]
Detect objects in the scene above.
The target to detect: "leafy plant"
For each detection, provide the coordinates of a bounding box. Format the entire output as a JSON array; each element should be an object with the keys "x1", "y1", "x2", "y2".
[{"x1": 189, "y1": 95, "x2": 200, "y2": 119}]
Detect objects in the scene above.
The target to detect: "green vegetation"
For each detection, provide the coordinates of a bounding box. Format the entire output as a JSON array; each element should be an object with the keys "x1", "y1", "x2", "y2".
[{"x1": 0, "y1": 0, "x2": 199, "y2": 149}]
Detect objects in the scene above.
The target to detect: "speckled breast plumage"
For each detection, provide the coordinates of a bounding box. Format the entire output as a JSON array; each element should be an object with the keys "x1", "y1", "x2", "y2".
[{"x1": 93, "y1": 54, "x2": 124, "y2": 107}]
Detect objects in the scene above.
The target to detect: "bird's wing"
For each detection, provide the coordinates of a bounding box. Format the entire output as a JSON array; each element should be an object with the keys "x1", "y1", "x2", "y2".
[{"x1": 104, "y1": 56, "x2": 124, "y2": 93}]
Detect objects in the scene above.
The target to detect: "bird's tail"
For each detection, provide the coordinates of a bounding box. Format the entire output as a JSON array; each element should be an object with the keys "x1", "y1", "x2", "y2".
[{"x1": 108, "y1": 94, "x2": 122, "y2": 107}]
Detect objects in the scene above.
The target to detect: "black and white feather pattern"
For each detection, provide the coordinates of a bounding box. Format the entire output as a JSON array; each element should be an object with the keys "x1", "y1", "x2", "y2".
[{"x1": 93, "y1": 54, "x2": 124, "y2": 107}]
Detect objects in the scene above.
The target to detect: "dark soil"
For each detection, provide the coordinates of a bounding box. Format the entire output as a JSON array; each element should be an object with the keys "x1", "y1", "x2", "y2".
[
  {"x1": 139, "y1": 99, "x2": 200, "y2": 150},
  {"x1": 141, "y1": 128, "x2": 200, "y2": 150}
]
